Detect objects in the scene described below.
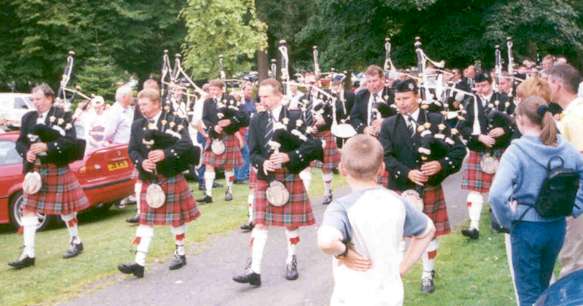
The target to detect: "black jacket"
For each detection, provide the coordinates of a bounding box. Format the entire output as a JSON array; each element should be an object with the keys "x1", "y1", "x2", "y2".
[
  {"x1": 202, "y1": 94, "x2": 249, "y2": 137},
  {"x1": 379, "y1": 109, "x2": 466, "y2": 191},
  {"x1": 16, "y1": 106, "x2": 82, "y2": 173},
  {"x1": 129, "y1": 112, "x2": 199, "y2": 181},
  {"x1": 249, "y1": 106, "x2": 323, "y2": 180},
  {"x1": 350, "y1": 88, "x2": 396, "y2": 134}
]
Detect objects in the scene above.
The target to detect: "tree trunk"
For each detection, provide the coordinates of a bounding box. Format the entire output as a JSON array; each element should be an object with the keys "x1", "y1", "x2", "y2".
[{"x1": 257, "y1": 50, "x2": 269, "y2": 81}]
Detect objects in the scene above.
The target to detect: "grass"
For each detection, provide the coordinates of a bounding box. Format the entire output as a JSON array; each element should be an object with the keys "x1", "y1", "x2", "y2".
[
  {"x1": 0, "y1": 169, "x2": 343, "y2": 306},
  {"x1": 403, "y1": 211, "x2": 517, "y2": 306},
  {"x1": 0, "y1": 169, "x2": 519, "y2": 306}
]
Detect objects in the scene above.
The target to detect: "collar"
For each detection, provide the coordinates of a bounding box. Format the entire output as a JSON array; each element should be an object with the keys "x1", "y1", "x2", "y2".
[
  {"x1": 148, "y1": 111, "x2": 162, "y2": 125},
  {"x1": 270, "y1": 104, "x2": 283, "y2": 121},
  {"x1": 410, "y1": 108, "x2": 420, "y2": 122},
  {"x1": 481, "y1": 91, "x2": 494, "y2": 103}
]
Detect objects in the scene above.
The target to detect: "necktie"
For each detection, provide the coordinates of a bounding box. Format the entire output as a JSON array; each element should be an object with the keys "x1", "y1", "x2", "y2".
[
  {"x1": 264, "y1": 113, "x2": 274, "y2": 151},
  {"x1": 304, "y1": 98, "x2": 314, "y2": 126},
  {"x1": 407, "y1": 116, "x2": 416, "y2": 137}
]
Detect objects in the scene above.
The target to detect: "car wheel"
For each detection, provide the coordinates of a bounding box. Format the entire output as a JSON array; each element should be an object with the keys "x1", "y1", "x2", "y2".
[{"x1": 9, "y1": 192, "x2": 53, "y2": 231}]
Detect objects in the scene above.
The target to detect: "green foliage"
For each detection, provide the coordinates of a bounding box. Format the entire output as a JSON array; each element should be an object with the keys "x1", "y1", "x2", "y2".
[
  {"x1": 181, "y1": 0, "x2": 268, "y2": 79},
  {"x1": 75, "y1": 55, "x2": 129, "y2": 101},
  {"x1": 297, "y1": 0, "x2": 583, "y2": 72}
]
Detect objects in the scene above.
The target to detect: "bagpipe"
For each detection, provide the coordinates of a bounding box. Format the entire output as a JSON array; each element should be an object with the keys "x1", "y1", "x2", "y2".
[
  {"x1": 22, "y1": 108, "x2": 85, "y2": 195},
  {"x1": 141, "y1": 111, "x2": 201, "y2": 208},
  {"x1": 56, "y1": 51, "x2": 93, "y2": 111}
]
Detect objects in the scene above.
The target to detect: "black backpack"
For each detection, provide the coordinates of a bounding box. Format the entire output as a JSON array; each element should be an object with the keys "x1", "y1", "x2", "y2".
[{"x1": 531, "y1": 156, "x2": 580, "y2": 218}]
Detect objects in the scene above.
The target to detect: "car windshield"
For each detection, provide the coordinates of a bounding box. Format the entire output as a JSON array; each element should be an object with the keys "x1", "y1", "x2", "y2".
[
  {"x1": 14, "y1": 97, "x2": 31, "y2": 109},
  {"x1": 0, "y1": 140, "x2": 22, "y2": 165}
]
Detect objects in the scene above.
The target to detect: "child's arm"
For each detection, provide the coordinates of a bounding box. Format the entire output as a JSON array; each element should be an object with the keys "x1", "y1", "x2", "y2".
[
  {"x1": 318, "y1": 226, "x2": 372, "y2": 272},
  {"x1": 400, "y1": 218, "x2": 435, "y2": 276}
]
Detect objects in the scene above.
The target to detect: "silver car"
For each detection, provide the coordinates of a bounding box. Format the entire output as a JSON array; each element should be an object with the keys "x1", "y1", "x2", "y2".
[{"x1": 0, "y1": 93, "x2": 34, "y2": 129}]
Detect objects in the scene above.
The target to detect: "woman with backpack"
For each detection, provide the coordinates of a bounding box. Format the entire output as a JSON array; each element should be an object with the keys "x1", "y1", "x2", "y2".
[{"x1": 489, "y1": 95, "x2": 583, "y2": 306}]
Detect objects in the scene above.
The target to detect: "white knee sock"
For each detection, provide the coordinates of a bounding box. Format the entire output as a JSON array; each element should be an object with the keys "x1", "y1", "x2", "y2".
[
  {"x1": 247, "y1": 192, "x2": 255, "y2": 223},
  {"x1": 225, "y1": 170, "x2": 234, "y2": 193},
  {"x1": 134, "y1": 181, "x2": 142, "y2": 214},
  {"x1": 422, "y1": 239, "x2": 439, "y2": 279},
  {"x1": 467, "y1": 192, "x2": 483, "y2": 230},
  {"x1": 204, "y1": 171, "x2": 215, "y2": 197},
  {"x1": 285, "y1": 229, "x2": 300, "y2": 264},
  {"x1": 322, "y1": 172, "x2": 333, "y2": 196},
  {"x1": 250, "y1": 228, "x2": 268, "y2": 274},
  {"x1": 170, "y1": 224, "x2": 187, "y2": 256},
  {"x1": 299, "y1": 169, "x2": 312, "y2": 192},
  {"x1": 61, "y1": 213, "x2": 81, "y2": 244},
  {"x1": 21, "y1": 215, "x2": 37, "y2": 258},
  {"x1": 134, "y1": 225, "x2": 154, "y2": 266}
]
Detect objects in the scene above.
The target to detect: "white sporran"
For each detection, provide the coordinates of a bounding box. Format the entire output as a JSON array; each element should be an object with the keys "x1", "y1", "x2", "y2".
[
  {"x1": 146, "y1": 183, "x2": 165, "y2": 208},
  {"x1": 402, "y1": 189, "x2": 424, "y2": 212},
  {"x1": 266, "y1": 181, "x2": 289, "y2": 207},
  {"x1": 23, "y1": 171, "x2": 42, "y2": 195},
  {"x1": 211, "y1": 139, "x2": 226, "y2": 155},
  {"x1": 480, "y1": 153, "x2": 499, "y2": 174}
]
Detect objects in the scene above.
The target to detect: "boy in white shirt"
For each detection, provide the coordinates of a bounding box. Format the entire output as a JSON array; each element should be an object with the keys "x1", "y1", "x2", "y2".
[{"x1": 318, "y1": 134, "x2": 435, "y2": 306}]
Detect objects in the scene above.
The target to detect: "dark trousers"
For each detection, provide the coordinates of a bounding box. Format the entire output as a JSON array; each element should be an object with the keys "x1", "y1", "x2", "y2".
[
  {"x1": 511, "y1": 219, "x2": 566, "y2": 306},
  {"x1": 235, "y1": 132, "x2": 250, "y2": 181},
  {"x1": 196, "y1": 133, "x2": 206, "y2": 186}
]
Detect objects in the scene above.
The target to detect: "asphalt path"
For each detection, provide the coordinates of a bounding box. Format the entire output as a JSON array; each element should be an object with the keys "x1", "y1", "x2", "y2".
[{"x1": 60, "y1": 172, "x2": 467, "y2": 306}]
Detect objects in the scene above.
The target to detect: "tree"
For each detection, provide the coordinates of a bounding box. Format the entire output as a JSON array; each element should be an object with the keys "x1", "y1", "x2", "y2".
[{"x1": 181, "y1": 0, "x2": 268, "y2": 79}]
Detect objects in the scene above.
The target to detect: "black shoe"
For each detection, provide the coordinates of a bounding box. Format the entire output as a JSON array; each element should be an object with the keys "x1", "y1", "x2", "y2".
[
  {"x1": 198, "y1": 183, "x2": 206, "y2": 191},
  {"x1": 8, "y1": 255, "x2": 35, "y2": 269},
  {"x1": 234, "y1": 179, "x2": 248, "y2": 185},
  {"x1": 118, "y1": 262, "x2": 145, "y2": 278},
  {"x1": 285, "y1": 255, "x2": 299, "y2": 281},
  {"x1": 240, "y1": 222, "x2": 254, "y2": 233},
  {"x1": 461, "y1": 228, "x2": 480, "y2": 240},
  {"x1": 421, "y1": 275, "x2": 435, "y2": 294},
  {"x1": 126, "y1": 214, "x2": 139, "y2": 224},
  {"x1": 322, "y1": 194, "x2": 333, "y2": 205},
  {"x1": 169, "y1": 254, "x2": 187, "y2": 270},
  {"x1": 197, "y1": 195, "x2": 213, "y2": 204},
  {"x1": 225, "y1": 191, "x2": 233, "y2": 201},
  {"x1": 63, "y1": 242, "x2": 84, "y2": 259},
  {"x1": 213, "y1": 182, "x2": 223, "y2": 189},
  {"x1": 233, "y1": 269, "x2": 261, "y2": 287}
]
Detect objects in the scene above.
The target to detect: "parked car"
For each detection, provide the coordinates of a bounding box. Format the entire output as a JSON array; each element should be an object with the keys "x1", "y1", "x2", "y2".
[
  {"x1": 0, "y1": 93, "x2": 34, "y2": 129},
  {"x1": 0, "y1": 131, "x2": 136, "y2": 231}
]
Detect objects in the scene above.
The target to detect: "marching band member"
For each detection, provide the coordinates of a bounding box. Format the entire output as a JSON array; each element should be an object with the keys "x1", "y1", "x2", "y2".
[
  {"x1": 233, "y1": 79, "x2": 323, "y2": 287},
  {"x1": 331, "y1": 75, "x2": 355, "y2": 149},
  {"x1": 9, "y1": 84, "x2": 89, "y2": 269},
  {"x1": 118, "y1": 88, "x2": 200, "y2": 278},
  {"x1": 379, "y1": 79, "x2": 466, "y2": 293},
  {"x1": 459, "y1": 72, "x2": 513, "y2": 239},
  {"x1": 198, "y1": 79, "x2": 249, "y2": 203}
]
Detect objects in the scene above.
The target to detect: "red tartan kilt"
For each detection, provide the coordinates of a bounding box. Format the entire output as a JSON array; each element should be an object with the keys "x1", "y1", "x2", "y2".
[
  {"x1": 23, "y1": 164, "x2": 90, "y2": 216},
  {"x1": 421, "y1": 185, "x2": 450, "y2": 237},
  {"x1": 461, "y1": 150, "x2": 501, "y2": 193},
  {"x1": 254, "y1": 169, "x2": 315, "y2": 227},
  {"x1": 203, "y1": 134, "x2": 243, "y2": 170},
  {"x1": 249, "y1": 167, "x2": 257, "y2": 190},
  {"x1": 311, "y1": 130, "x2": 340, "y2": 172},
  {"x1": 377, "y1": 168, "x2": 390, "y2": 187},
  {"x1": 139, "y1": 174, "x2": 200, "y2": 227}
]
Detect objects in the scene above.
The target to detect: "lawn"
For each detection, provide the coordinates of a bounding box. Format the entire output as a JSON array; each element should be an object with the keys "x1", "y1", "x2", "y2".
[{"x1": 0, "y1": 169, "x2": 518, "y2": 306}]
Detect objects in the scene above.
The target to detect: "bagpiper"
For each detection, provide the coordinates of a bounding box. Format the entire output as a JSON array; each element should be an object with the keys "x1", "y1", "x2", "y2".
[
  {"x1": 232, "y1": 79, "x2": 323, "y2": 287},
  {"x1": 9, "y1": 84, "x2": 89, "y2": 269}
]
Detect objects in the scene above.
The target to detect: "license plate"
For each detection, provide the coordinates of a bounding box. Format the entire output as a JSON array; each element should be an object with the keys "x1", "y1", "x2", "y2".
[{"x1": 107, "y1": 160, "x2": 129, "y2": 171}]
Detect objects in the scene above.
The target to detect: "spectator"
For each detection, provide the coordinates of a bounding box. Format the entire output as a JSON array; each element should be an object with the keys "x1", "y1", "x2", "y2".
[
  {"x1": 84, "y1": 96, "x2": 109, "y2": 155},
  {"x1": 235, "y1": 82, "x2": 256, "y2": 184}
]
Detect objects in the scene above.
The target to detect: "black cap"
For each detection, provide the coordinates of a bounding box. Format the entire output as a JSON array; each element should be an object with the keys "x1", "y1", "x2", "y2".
[
  {"x1": 393, "y1": 78, "x2": 418, "y2": 93},
  {"x1": 475, "y1": 72, "x2": 492, "y2": 83}
]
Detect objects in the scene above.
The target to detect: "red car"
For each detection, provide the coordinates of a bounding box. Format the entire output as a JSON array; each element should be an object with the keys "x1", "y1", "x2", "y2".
[{"x1": 0, "y1": 131, "x2": 136, "y2": 230}]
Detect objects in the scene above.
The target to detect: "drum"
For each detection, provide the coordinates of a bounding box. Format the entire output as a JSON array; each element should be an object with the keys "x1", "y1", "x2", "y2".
[
  {"x1": 331, "y1": 123, "x2": 357, "y2": 139},
  {"x1": 266, "y1": 181, "x2": 290, "y2": 207},
  {"x1": 146, "y1": 183, "x2": 166, "y2": 208}
]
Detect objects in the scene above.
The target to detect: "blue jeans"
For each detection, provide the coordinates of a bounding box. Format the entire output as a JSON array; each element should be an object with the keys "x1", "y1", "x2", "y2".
[
  {"x1": 235, "y1": 135, "x2": 250, "y2": 181},
  {"x1": 511, "y1": 220, "x2": 566, "y2": 306},
  {"x1": 196, "y1": 133, "x2": 206, "y2": 186}
]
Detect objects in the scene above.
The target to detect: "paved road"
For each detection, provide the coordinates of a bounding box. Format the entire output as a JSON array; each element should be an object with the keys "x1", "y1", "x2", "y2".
[{"x1": 60, "y1": 173, "x2": 467, "y2": 306}]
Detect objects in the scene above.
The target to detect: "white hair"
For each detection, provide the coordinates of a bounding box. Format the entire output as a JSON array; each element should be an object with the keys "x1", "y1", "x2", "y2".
[{"x1": 115, "y1": 85, "x2": 132, "y2": 102}]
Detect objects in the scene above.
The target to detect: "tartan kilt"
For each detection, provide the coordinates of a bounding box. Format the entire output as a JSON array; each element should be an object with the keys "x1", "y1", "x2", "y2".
[
  {"x1": 461, "y1": 150, "x2": 503, "y2": 193},
  {"x1": 139, "y1": 174, "x2": 200, "y2": 227},
  {"x1": 249, "y1": 167, "x2": 257, "y2": 190},
  {"x1": 23, "y1": 164, "x2": 90, "y2": 216},
  {"x1": 254, "y1": 169, "x2": 315, "y2": 227},
  {"x1": 377, "y1": 168, "x2": 390, "y2": 187},
  {"x1": 203, "y1": 134, "x2": 243, "y2": 170},
  {"x1": 422, "y1": 185, "x2": 450, "y2": 237},
  {"x1": 311, "y1": 130, "x2": 340, "y2": 172}
]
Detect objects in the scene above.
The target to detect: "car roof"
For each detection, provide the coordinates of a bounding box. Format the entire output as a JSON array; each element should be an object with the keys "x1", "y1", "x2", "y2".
[
  {"x1": 0, "y1": 93, "x2": 31, "y2": 97},
  {"x1": 0, "y1": 131, "x2": 19, "y2": 141}
]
